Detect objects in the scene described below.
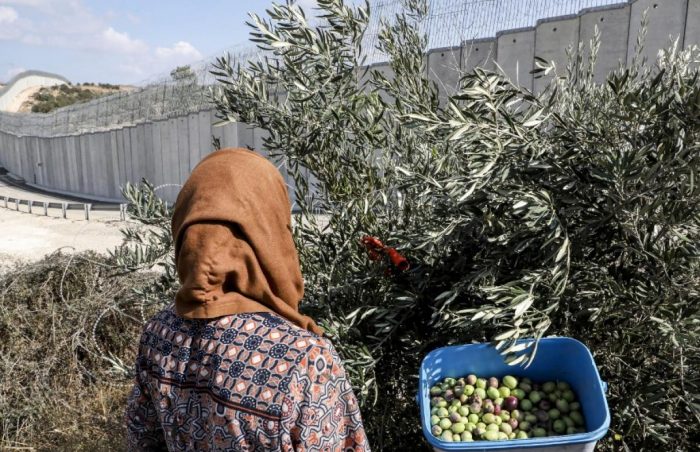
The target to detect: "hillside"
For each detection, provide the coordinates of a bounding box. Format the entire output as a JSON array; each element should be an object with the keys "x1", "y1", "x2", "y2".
[{"x1": 20, "y1": 83, "x2": 134, "y2": 113}]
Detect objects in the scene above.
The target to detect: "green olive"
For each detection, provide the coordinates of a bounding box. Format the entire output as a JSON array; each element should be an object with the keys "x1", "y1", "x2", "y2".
[
  {"x1": 548, "y1": 408, "x2": 561, "y2": 420},
  {"x1": 486, "y1": 423, "x2": 499, "y2": 432},
  {"x1": 431, "y1": 415, "x2": 440, "y2": 426},
  {"x1": 493, "y1": 416, "x2": 502, "y2": 426},
  {"x1": 444, "y1": 377, "x2": 457, "y2": 387},
  {"x1": 524, "y1": 413, "x2": 538, "y2": 424},
  {"x1": 468, "y1": 413, "x2": 479, "y2": 424},
  {"x1": 553, "y1": 419, "x2": 566, "y2": 434},
  {"x1": 499, "y1": 411, "x2": 510, "y2": 421},
  {"x1": 477, "y1": 422, "x2": 486, "y2": 430},
  {"x1": 528, "y1": 391, "x2": 542, "y2": 404},
  {"x1": 451, "y1": 422, "x2": 466, "y2": 434},
  {"x1": 563, "y1": 416, "x2": 575, "y2": 428},
  {"x1": 566, "y1": 426, "x2": 577, "y2": 435},
  {"x1": 503, "y1": 375, "x2": 518, "y2": 389},
  {"x1": 532, "y1": 427, "x2": 547, "y2": 437},
  {"x1": 464, "y1": 385, "x2": 475, "y2": 396},
  {"x1": 439, "y1": 418, "x2": 452, "y2": 430},
  {"x1": 569, "y1": 402, "x2": 581, "y2": 411},
  {"x1": 516, "y1": 431, "x2": 529, "y2": 439},
  {"x1": 556, "y1": 399, "x2": 570, "y2": 413},
  {"x1": 430, "y1": 407, "x2": 439, "y2": 415},
  {"x1": 494, "y1": 397, "x2": 504, "y2": 406},
  {"x1": 497, "y1": 432, "x2": 508, "y2": 440},
  {"x1": 499, "y1": 423, "x2": 513, "y2": 435},
  {"x1": 482, "y1": 413, "x2": 496, "y2": 424},
  {"x1": 518, "y1": 421, "x2": 531, "y2": 431},
  {"x1": 430, "y1": 386, "x2": 442, "y2": 396},
  {"x1": 431, "y1": 425, "x2": 442, "y2": 436},
  {"x1": 474, "y1": 388, "x2": 487, "y2": 400},
  {"x1": 458, "y1": 406, "x2": 470, "y2": 417},
  {"x1": 570, "y1": 411, "x2": 584, "y2": 426},
  {"x1": 483, "y1": 430, "x2": 499, "y2": 441},
  {"x1": 460, "y1": 431, "x2": 473, "y2": 442},
  {"x1": 520, "y1": 399, "x2": 533, "y2": 411},
  {"x1": 476, "y1": 378, "x2": 487, "y2": 390},
  {"x1": 563, "y1": 390, "x2": 576, "y2": 402},
  {"x1": 542, "y1": 382, "x2": 556, "y2": 393},
  {"x1": 437, "y1": 407, "x2": 449, "y2": 418},
  {"x1": 512, "y1": 388, "x2": 526, "y2": 399},
  {"x1": 510, "y1": 409, "x2": 522, "y2": 421},
  {"x1": 557, "y1": 381, "x2": 570, "y2": 391},
  {"x1": 498, "y1": 386, "x2": 511, "y2": 398},
  {"x1": 440, "y1": 430, "x2": 454, "y2": 442},
  {"x1": 487, "y1": 387, "x2": 500, "y2": 400}
]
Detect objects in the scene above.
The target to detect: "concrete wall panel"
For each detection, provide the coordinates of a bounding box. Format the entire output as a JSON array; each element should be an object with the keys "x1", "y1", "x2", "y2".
[
  {"x1": 115, "y1": 128, "x2": 126, "y2": 190},
  {"x1": 628, "y1": 0, "x2": 688, "y2": 66},
  {"x1": 685, "y1": 0, "x2": 700, "y2": 48},
  {"x1": 462, "y1": 38, "x2": 497, "y2": 73},
  {"x1": 151, "y1": 120, "x2": 164, "y2": 187},
  {"x1": 135, "y1": 123, "x2": 148, "y2": 185},
  {"x1": 222, "y1": 121, "x2": 238, "y2": 149},
  {"x1": 198, "y1": 110, "x2": 212, "y2": 161},
  {"x1": 109, "y1": 131, "x2": 121, "y2": 198},
  {"x1": 187, "y1": 113, "x2": 200, "y2": 172},
  {"x1": 580, "y1": 4, "x2": 631, "y2": 82},
  {"x1": 165, "y1": 118, "x2": 180, "y2": 185},
  {"x1": 496, "y1": 27, "x2": 535, "y2": 91},
  {"x1": 123, "y1": 127, "x2": 134, "y2": 184},
  {"x1": 143, "y1": 123, "x2": 155, "y2": 185},
  {"x1": 427, "y1": 46, "x2": 462, "y2": 100},
  {"x1": 534, "y1": 15, "x2": 580, "y2": 93},
  {"x1": 177, "y1": 116, "x2": 190, "y2": 183}
]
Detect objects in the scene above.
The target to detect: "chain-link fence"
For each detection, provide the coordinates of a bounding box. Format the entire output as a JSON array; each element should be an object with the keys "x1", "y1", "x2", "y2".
[{"x1": 0, "y1": 0, "x2": 625, "y2": 138}]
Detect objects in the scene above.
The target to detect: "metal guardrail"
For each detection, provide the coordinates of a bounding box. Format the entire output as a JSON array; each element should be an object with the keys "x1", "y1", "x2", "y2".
[{"x1": 0, "y1": 195, "x2": 128, "y2": 221}]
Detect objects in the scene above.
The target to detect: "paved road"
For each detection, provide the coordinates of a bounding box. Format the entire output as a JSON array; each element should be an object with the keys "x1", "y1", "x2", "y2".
[{"x1": 0, "y1": 176, "x2": 123, "y2": 220}]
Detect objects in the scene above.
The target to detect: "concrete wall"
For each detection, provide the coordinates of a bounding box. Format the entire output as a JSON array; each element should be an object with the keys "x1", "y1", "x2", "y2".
[
  {"x1": 534, "y1": 15, "x2": 581, "y2": 93},
  {"x1": 0, "y1": 109, "x2": 238, "y2": 203},
  {"x1": 579, "y1": 4, "x2": 632, "y2": 82},
  {"x1": 427, "y1": 46, "x2": 463, "y2": 100},
  {"x1": 462, "y1": 38, "x2": 497, "y2": 73},
  {"x1": 685, "y1": 0, "x2": 700, "y2": 48},
  {"x1": 496, "y1": 27, "x2": 536, "y2": 91},
  {"x1": 628, "y1": 0, "x2": 689, "y2": 65}
]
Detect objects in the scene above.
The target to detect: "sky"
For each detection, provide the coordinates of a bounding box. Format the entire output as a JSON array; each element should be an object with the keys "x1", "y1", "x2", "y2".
[{"x1": 0, "y1": 0, "x2": 321, "y2": 85}]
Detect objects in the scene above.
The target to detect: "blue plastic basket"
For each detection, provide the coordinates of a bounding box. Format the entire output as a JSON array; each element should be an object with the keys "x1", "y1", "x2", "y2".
[{"x1": 418, "y1": 337, "x2": 610, "y2": 451}]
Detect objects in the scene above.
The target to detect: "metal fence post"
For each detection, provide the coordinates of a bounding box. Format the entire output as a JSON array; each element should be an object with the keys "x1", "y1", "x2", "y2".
[
  {"x1": 84, "y1": 203, "x2": 91, "y2": 220},
  {"x1": 28, "y1": 201, "x2": 32, "y2": 214},
  {"x1": 43, "y1": 201, "x2": 48, "y2": 216},
  {"x1": 15, "y1": 199, "x2": 19, "y2": 211},
  {"x1": 61, "y1": 202, "x2": 67, "y2": 219}
]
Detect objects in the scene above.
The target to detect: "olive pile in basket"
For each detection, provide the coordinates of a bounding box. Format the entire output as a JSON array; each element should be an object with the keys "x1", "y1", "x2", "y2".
[{"x1": 428, "y1": 374, "x2": 586, "y2": 442}]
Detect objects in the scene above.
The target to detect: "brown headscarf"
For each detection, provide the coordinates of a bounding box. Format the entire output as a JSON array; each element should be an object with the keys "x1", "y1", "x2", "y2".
[{"x1": 171, "y1": 147, "x2": 323, "y2": 336}]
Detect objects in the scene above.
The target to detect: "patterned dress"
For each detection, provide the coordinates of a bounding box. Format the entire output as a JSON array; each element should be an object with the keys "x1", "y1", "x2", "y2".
[{"x1": 125, "y1": 306, "x2": 371, "y2": 452}]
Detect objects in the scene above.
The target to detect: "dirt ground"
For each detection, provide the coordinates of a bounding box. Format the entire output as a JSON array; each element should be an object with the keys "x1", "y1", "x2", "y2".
[{"x1": 0, "y1": 205, "x2": 126, "y2": 273}]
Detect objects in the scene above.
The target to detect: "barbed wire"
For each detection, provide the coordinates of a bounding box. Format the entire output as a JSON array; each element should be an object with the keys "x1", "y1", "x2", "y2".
[{"x1": 0, "y1": 0, "x2": 622, "y2": 138}]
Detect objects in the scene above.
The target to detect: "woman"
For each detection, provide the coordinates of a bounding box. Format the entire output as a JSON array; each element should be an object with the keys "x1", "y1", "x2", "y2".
[{"x1": 125, "y1": 148, "x2": 370, "y2": 451}]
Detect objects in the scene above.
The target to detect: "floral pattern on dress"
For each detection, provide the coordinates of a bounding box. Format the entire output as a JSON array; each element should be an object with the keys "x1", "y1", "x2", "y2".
[{"x1": 125, "y1": 306, "x2": 370, "y2": 452}]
